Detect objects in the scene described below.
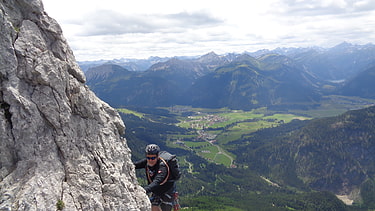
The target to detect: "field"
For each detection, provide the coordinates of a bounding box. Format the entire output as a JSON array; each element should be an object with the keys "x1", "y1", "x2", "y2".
[
  {"x1": 117, "y1": 108, "x2": 144, "y2": 118},
  {"x1": 169, "y1": 107, "x2": 310, "y2": 167},
  {"x1": 289, "y1": 95, "x2": 375, "y2": 118},
  {"x1": 123, "y1": 96, "x2": 375, "y2": 167}
]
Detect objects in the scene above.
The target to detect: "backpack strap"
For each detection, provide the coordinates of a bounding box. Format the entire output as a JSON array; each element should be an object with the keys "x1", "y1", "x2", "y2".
[
  {"x1": 159, "y1": 157, "x2": 170, "y2": 185},
  {"x1": 145, "y1": 158, "x2": 170, "y2": 185},
  {"x1": 146, "y1": 166, "x2": 152, "y2": 184}
]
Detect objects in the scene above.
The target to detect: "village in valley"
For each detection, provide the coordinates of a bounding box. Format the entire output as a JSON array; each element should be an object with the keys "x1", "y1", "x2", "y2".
[{"x1": 168, "y1": 106, "x2": 312, "y2": 167}]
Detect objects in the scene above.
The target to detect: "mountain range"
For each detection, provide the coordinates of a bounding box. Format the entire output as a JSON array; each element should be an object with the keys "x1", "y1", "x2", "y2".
[
  {"x1": 250, "y1": 42, "x2": 375, "y2": 81},
  {"x1": 81, "y1": 42, "x2": 375, "y2": 79},
  {"x1": 84, "y1": 43, "x2": 375, "y2": 110}
]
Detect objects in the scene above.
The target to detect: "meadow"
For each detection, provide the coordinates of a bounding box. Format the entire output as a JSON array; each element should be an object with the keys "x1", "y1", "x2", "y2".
[{"x1": 170, "y1": 107, "x2": 310, "y2": 167}]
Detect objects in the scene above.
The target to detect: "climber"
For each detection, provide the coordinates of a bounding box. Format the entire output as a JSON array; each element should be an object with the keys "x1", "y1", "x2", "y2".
[{"x1": 133, "y1": 144, "x2": 180, "y2": 211}]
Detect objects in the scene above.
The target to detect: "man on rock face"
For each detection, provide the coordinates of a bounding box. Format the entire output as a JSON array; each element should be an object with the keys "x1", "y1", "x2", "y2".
[{"x1": 134, "y1": 144, "x2": 176, "y2": 211}]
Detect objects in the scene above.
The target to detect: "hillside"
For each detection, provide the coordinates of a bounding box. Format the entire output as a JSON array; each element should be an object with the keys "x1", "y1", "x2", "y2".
[
  {"x1": 187, "y1": 54, "x2": 321, "y2": 110},
  {"x1": 86, "y1": 53, "x2": 324, "y2": 110},
  {"x1": 86, "y1": 63, "x2": 181, "y2": 106},
  {"x1": 85, "y1": 63, "x2": 133, "y2": 84},
  {"x1": 339, "y1": 66, "x2": 375, "y2": 99},
  {"x1": 231, "y1": 106, "x2": 375, "y2": 205}
]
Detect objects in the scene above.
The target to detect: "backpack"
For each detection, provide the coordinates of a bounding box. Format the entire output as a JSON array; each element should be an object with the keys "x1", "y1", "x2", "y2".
[{"x1": 159, "y1": 151, "x2": 182, "y2": 182}]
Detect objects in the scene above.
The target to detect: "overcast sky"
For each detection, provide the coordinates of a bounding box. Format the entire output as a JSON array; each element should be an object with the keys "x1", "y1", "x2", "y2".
[{"x1": 42, "y1": 0, "x2": 375, "y2": 61}]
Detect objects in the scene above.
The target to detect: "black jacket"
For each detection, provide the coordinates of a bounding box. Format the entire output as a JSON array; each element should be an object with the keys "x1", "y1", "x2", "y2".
[{"x1": 134, "y1": 158, "x2": 174, "y2": 195}]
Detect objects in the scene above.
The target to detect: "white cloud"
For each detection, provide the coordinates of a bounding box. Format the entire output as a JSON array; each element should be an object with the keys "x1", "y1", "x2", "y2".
[
  {"x1": 67, "y1": 10, "x2": 223, "y2": 36},
  {"x1": 273, "y1": 0, "x2": 375, "y2": 15},
  {"x1": 42, "y1": 0, "x2": 375, "y2": 61}
]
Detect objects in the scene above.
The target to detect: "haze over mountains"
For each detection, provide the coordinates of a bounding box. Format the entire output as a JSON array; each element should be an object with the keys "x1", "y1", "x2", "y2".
[
  {"x1": 83, "y1": 42, "x2": 375, "y2": 110},
  {"x1": 81, "y1": 42, "x2": 375, "y2": 78}
]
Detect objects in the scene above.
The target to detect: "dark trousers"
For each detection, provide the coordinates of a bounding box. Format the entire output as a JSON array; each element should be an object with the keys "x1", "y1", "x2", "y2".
[{"x1": 150, "y1": 183, "x2": 176, "y2": 211}]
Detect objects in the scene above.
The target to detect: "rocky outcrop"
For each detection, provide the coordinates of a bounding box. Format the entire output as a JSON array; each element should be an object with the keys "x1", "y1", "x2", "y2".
[{"x1": 0, "y1": 0, "x2": 149, "y2": 210}]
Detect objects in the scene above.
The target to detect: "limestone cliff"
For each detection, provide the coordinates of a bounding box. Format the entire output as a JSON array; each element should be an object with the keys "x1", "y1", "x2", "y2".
[{"x1": 0, "y1": 0, "x2": 150, "y2": 210}]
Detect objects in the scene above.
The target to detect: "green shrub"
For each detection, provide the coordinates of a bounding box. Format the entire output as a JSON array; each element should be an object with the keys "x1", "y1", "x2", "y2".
[{"x1": 56, "y1": 199, "x2": 65, "y2": 210}]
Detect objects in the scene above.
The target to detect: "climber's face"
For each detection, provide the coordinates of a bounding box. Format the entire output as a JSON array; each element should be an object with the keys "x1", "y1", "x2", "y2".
[{"x1": 146, "y1": 155, "x2": 158, "y2": 167}]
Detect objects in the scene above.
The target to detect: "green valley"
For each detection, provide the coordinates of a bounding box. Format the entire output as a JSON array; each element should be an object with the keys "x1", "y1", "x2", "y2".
[
  {"x1": 124, "y1": 94, "x2": 375, "y2": 168},
  {"x1": 164, "y1": 107, "x2": 310, "y2": 167},
  {"x1": 119, "y1": 98, "x2": 375, "y2": 210}
]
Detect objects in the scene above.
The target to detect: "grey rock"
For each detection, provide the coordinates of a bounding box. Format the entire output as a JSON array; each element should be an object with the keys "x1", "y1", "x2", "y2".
[{"x1": 0, "y1": 0, "x2": 150, "y2": 210}]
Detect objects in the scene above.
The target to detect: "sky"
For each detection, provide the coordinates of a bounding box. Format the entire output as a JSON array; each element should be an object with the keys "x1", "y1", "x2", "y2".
[{"x1": 42, "y1": 0, "x2": 375, "y2": 61}]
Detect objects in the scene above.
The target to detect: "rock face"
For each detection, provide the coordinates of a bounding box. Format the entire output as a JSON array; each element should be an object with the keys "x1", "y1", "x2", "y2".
[{"x1": 0, "y1": 0, "x2": 150, "y2": 210}]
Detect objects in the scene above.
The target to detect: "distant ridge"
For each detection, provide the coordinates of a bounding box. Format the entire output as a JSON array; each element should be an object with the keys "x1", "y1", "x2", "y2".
[
  {"x1": 84, "y1": 42, "x2": 375, "y2": 110},
  {"x1": 339, "y1": 65, "x2": 375, "y2": 99},
  {"x1": 80, "y1": 42, "x2": 375, "y2": 79}
]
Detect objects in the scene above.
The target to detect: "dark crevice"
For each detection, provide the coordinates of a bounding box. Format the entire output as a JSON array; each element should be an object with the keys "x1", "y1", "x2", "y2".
[
  {"x1": 68, "y1": 191, "x2": 79, "y2": 210},
  {"x1": 93, "y1": 156, "x2": 105, "y2": 185},
  {"x1": 55, "y1": 141, "x2": 67, "y2": 182},
  {"x1": 1, "y1": 100, "x2": 13, "y2": 129},
  {"x1": 92, "y1": 155, "x2": 108, "y2": 205}
]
